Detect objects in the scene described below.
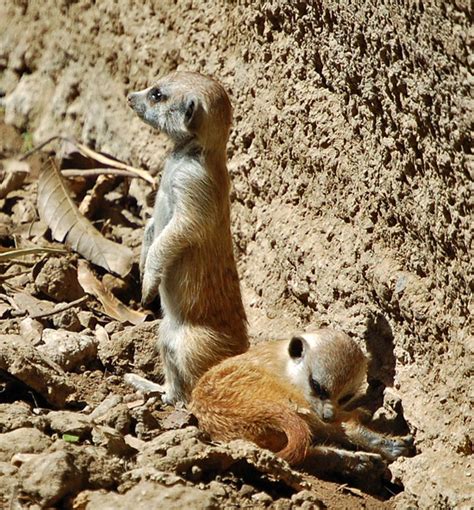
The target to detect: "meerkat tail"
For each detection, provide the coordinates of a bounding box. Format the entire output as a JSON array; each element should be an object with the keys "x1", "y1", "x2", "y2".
[{"x1": 271, "y1": 406, "x2": 313, "y2": 465}]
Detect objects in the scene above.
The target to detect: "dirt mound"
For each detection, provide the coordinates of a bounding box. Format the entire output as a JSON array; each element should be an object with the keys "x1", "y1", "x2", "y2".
[{"x1": 0, "y1": 1, "x2": 472, "y2": 508}]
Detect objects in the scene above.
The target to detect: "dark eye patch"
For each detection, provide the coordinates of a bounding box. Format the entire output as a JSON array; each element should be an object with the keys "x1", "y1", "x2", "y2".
[
  {"x1": 338, "y1": 393, "x2": 355, "y2": 406},
  {"x1": 149, "y1": 87, "x2": 163, "y2": 102},
  {"x1": 310, "y1": 378, "x2": 329, "y2": 400}
]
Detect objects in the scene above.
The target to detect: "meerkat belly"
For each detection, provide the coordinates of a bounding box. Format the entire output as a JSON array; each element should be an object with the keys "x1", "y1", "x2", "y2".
[{"x1": 162, "y1": 247, "x2": 232, "y2": 317}]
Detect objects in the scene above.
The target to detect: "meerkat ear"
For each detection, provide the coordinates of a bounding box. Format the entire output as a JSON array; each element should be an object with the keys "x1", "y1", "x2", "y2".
[
  {"x1": 183, "y1": 96, "x2": 198, "y2": 127},
  {"x1": 288, "y1": 335, "x2": 307, "y2": 359}
]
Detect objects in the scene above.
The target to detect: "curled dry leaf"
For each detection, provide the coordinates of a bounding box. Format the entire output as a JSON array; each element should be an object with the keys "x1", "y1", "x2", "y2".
[
  {"x1": 77, "y1": 260, "x2": 147, "y2": 326},
  {"x1": 37, "y1": 158, "x2": 133, "y2": 277}
]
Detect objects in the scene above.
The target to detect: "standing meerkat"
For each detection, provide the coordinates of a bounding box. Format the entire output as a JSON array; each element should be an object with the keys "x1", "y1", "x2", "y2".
[
  {"x1": 191, "y1": 329, "x2": 413, "y2": 475},
  {"x1": 127, "y1": 71, "x2": 248, "y2": 404}
]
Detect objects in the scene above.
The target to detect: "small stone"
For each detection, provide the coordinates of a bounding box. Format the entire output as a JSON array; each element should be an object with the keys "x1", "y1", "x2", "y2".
[
  {"x1": 34, "y1": 257, "x2": 84, "y2": 302},
  {"x1": 104, "y1": 321, "x2": 124, "y2": 335},
  {"x1": 38, "y1": 329, "x2": 97, "y2": 371},
  {"x1": 239, "y1": 484, "x2": 254, "y2": 497},
  {"x1": 208, "y1": 480, "x2": 227, "y2": 497},
  {"x1": 291, "y1": 490, "x2": 324, "y2": 509},
  {"x1": 252, "y1": 491, "x2": 273, "y2": 506},
  {"x1": 19, "y1": 318, "x2": 43, "y2": 344},
  {"x1": 89, "y1": 394, "x2": 123, "y2": 421},
  {"x1": 47, "y1": 410, "x2": 92, "y2": 440},
  {"x1": 51, "y1": 307, "x2": 82, "y2": 332},
  {"x1": 189, "y1": 464, "x2": 202, "y2": 481},
  {"x1": 78, "y1": 311, "x2": 97, "y2": 329},
  {"x1": 91, "y1": 425, "x2": 136, "y2": 457}
]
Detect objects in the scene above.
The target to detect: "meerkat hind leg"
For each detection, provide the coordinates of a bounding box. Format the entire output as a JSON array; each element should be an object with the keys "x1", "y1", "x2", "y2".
[{"x1": 159, "y1": 339, "x2": 189, "y2": 404}]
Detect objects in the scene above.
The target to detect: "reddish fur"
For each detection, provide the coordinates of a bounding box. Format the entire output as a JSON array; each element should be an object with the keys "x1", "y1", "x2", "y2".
[{"x1": 190, "y1": 360, "x2": 313, "y2": 466}]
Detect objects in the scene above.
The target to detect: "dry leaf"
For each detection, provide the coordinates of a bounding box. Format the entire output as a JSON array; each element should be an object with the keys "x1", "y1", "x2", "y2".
[
  {"x1": 37, "y1": 158, "x2": 133, "y2": 277},
  {"x1": 77, "y1": 260, "x2": 147, "y2": 325},
  {"x1": 10, "y1": 292, "x2": 55, "y2": 317}
]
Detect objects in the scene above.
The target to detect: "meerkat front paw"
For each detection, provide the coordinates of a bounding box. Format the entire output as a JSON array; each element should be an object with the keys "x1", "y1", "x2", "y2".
[
  {"x1": 380, "y1": 434, "x2": 414, "y2": 461},
  {"x1": 141, "y1": 269, "x2": 162, "y2": 305},
  {"x1": 351, "y1": 451, "x2": 386, "y2": 476}
]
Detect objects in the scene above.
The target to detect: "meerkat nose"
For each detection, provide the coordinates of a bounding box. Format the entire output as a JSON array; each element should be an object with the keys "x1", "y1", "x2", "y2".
[{"x1": 322, "y1": 407, "x2": 335, "y2": 422}]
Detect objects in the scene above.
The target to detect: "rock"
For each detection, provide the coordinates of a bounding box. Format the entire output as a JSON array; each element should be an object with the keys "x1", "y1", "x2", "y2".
[
  {"x1": 78, "y1": 311, "x2": 97, "y2": 329},
  {"x1": 291, "y1": 490, "x2": 325, "y2": 509},
  {"x1": 0, "y1": 428, "x2": 52, "y2": 462},
  {"x1": 0, "y1": 461, "x2": 18, "y2": 509},
  {"x1": 89, "y1": 394, "x2": 123, "y2": 421},
  {"x1": 0, "y1": 335, "x2": 73, "y2": 407},
  {"x1": 391, "y1": 450, "x2": 474, "y2": 509},
  {"x1": 34, "y1": 257, "x2": 85, "y2": 302},
  {"x1": 74, "y1": 482, "x2": 219, "y2": 510},
  {"x1": 252, "y1": 491, "x2": 273, "y2": 506},
  {"x1": 91, "y1": 425, "x2": 136, "y2": 457},
  {"x1": 18, "y1": 450, "x2": 85, "y2": 507},
  {"x1": 0, "y1": 402, "x2": 46, "y2": 433},
  {"x1": 19, "y1": 318, "x2": 43, "y2": 345},
  {"x1": 4, "y1": 73, "x2": 55, "y2": 131},
  {"x1": 38, "y1": 329, "x2": 98, "y2": 371},
  {"x1": 51, "y1": 307, "x2": 82, "y2": 332},
  {"x1": 138, "y1": 427, "x2": 305, "y2": 492},
  {"x1": 47, "y1": 410, "x2": 92, "y2": 440},
  {"x1": 93, "y1": 403, "x2": 132, "y2": 436},
  {"x1": 97, "y1": 321, "x2": 161, "y2": 379}
]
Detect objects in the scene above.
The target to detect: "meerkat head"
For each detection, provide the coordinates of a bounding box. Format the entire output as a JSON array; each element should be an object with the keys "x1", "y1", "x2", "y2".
[
  {"x1": 127, "y1": 71, "x2": 232, "y2": 150},
  {"x1": 286, "y1": 330, "x2": 368, "y2": 423}
]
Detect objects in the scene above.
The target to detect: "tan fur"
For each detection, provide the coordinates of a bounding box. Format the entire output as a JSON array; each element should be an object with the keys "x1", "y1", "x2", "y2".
[
  {"x1": 128, "y1": 72, "x2": 248, "y2": 403},
  {"x1": 191, "y1": 330, "x2": 413, "y2": 469}
]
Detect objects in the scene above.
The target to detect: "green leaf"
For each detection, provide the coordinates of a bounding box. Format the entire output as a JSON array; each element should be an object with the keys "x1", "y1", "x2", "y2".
[{"x1": 62, "y1": 434, "x2": 80, "y2": 443}]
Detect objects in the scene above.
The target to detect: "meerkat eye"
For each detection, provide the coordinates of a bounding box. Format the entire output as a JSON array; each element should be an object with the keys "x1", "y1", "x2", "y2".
[
  {"x1": 338, "y1": 393, "x2": 355, "y2": 406},
  {"x1": 310, "y1": 378, "x2": 329, "y2": 400},
  {"x1": 149, "y1": 87, "x2": 163, "y2": 102}
]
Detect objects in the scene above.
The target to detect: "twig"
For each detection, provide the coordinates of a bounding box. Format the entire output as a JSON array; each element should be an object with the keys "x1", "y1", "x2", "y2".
[
  {"x1": 19, "y1": 135, "x2": 65, "y2": 160},
  {"x1": 61, "y1": 168, "x2": 142, "y2": 179},
  {"x1": 29, "y1": 295, "x2": 89, "y2": 319}
]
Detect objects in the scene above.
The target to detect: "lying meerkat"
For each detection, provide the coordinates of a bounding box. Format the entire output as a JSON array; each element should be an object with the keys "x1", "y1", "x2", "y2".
[
  {"x1": 127, "y1": 72, "x2": 248, "y2": 403},
  {"x1": 191, "y1": 329, "x2": 413, "y2": 475}
]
